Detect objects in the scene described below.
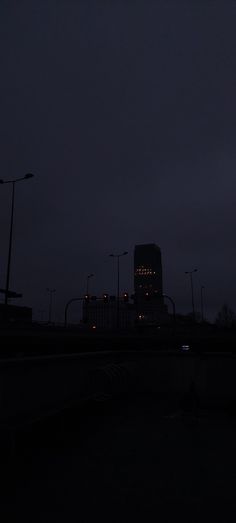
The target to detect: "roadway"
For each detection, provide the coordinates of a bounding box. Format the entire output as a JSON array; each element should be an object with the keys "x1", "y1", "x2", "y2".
[
  {"x1": 1, "y1": 343, "x2": 236, "y2": 522},
  {"x1": 3, "y1": 392, "x2": 236, "y2": 522},
  {"x1": 1, "y1": 348, "x2": 236, "y2": 430}
]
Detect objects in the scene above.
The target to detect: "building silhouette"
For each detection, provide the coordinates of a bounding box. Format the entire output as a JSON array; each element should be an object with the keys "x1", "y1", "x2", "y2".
[
  {"x1": 81, "y1": 243, "x2": 167, "y2": 329},
  {"x1": 0, "y1": 303, "x2": 32, "y2": 324},
  {"x1": 134, "y1": 243, "x2": 166, "y2": 322},
  {"x1": 82, "y1": 296, "x2": 135, "y2": 330}
]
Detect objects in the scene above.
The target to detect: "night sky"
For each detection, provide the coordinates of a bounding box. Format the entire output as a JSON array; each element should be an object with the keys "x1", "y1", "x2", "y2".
[{"x1": 0, "y1": 1, "x2": 236, "y2": 323}]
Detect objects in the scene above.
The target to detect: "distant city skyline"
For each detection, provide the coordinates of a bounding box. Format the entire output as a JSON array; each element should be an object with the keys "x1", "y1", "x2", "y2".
[
  {"x1": 0, "y1": 234, "x2": 227, "y2": 324},
  {"x1": 0, "y1": 2, "x2": 235, "y2": 323}
]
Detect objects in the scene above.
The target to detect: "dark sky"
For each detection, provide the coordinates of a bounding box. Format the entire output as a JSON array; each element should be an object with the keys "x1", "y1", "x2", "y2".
[{"x1": 0, "y1": 0, "x2": 236, "y2": 322}]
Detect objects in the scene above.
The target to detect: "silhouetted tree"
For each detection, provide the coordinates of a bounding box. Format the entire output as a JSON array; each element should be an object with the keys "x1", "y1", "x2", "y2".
[{"x1": 215, "y1": 303, "x2": 236, "y2": 329}]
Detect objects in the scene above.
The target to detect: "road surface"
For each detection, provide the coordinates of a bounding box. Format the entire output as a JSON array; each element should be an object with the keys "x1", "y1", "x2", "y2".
[{"x1": 2, "y1": 393, "x2": 236, "y2": 522}]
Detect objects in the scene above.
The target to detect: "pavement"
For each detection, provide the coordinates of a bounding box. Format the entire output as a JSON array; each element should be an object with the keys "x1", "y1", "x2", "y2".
[{"x1": 2, "y1": 394, "x2": 236, "y2": 522}]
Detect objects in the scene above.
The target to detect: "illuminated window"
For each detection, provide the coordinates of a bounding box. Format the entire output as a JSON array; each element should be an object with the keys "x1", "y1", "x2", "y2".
[{"x1": 135, "y1": 266, "x2": 155, "y2": 276}]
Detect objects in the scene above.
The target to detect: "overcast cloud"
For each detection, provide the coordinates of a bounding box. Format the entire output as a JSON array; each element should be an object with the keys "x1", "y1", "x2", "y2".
[{"x1": 0, "y1": 1, "x2": 235, "y2": 322}]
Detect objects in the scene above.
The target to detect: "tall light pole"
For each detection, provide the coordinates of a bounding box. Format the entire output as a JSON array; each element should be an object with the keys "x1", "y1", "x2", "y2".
[
  {"x1": 0, "y1": 173, "x2": 34, "y2": 308},
  {"x1": 109, "y1": 251, "x2": 128, "y2": 329},
  {"x1": 201, "y1": 285, "x2": 205, "y2": 323},
  {"x1": 185, "y1": 268, "x2": 198, "y2": 321},
  {"x1": 86, "y1": 273, "x2": 94, "y2": 295},
  {"x1": 46, "y1": 288, "x2": 56, "y2": 324}
]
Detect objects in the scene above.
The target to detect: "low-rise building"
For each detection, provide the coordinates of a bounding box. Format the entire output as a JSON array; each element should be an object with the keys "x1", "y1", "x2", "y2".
[
  {"x1": 82, "y1": 296, "x2": 135, "y2": 330},
  {"x1": 0, "y1": 304, "x2": 32, "y2": 324}
]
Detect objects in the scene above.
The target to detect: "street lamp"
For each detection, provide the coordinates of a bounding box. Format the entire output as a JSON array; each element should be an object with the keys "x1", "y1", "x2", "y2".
[
  {"x1": 0, "y1": 173, "x2": 34, "y2": 308},
  {"x1": 185, "y1": 268, "x2": 198, "y2": 321},
  {"x1": 46, "y1": 288, "x2": 56, "y2": 324},
  {"x1": 86, "y1": 273, "x2": 94, "y2": 295},
  {"x1": 109, "y1": 251, "x2": 128, "y2": 329}
]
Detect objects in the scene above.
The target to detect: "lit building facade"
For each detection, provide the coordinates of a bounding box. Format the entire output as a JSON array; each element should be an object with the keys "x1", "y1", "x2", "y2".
[{"x1": 134, "y1": 243, "x2": 166, "y2": 322}]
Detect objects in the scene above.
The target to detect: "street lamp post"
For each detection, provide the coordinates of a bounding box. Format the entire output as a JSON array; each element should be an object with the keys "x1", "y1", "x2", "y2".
[
  {"x1": 185, "y1": 268, "x2": 198, "y2": 321},
  {"x1": 109, "y1": 251, "x2": 128, "y2": 329},
  {"x1": 46, "y1": 288, "x2": 56, "y2": 324},
  {"x1": 0, "y1": 173, "x2": 34, "y2": 309}
]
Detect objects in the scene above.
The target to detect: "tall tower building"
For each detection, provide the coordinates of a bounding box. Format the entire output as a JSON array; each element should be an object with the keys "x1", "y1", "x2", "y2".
[{"x1": 134, "y1": 243, "x2": 165, "y2": 321}]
